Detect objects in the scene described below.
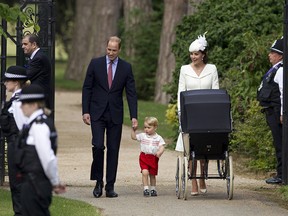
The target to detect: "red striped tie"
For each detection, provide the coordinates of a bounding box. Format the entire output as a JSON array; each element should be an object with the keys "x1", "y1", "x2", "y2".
[{"x1": 108, "y1": 61, "x2": 113, "y2": 88}]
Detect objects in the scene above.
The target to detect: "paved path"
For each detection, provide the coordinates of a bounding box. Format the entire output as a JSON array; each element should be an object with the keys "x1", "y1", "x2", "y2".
[{"x1": 55, "y1": 91, "x2": 288, "y2": 216}]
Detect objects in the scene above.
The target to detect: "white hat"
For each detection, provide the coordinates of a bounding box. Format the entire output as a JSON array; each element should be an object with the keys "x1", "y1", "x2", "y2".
[{"x1": 189, "y1": 32, "x2": 208, "y2": 52}]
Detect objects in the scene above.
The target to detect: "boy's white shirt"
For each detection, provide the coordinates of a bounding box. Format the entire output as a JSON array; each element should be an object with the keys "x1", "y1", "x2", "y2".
[{"x1": 136, "y1": 133, "x2": 165, "y2": 155}]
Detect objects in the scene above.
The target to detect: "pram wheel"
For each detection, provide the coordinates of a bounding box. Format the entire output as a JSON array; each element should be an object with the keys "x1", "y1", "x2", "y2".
[
  {"x1": 182, "y1": 156, "x2": 188, "y2": 200},
  {"x1": 226, "y1": 155, "x2": 234, "y2": 200},
  {"x1": 176, "y1": 156, "x2": 183, "y2": 199}
]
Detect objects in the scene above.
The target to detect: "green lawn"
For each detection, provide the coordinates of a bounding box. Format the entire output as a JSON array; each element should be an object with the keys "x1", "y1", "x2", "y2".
[
  {"x1": 0, "y1": 188, "x2": 100, "y2": 216},
  {"x1": 55, "y1": 61, "x2": 83, "y2": 90}
]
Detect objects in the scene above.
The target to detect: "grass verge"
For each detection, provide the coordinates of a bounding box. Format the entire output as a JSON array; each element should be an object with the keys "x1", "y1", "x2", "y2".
[{"x1": 0, "y1": 188, "x2": 100, "y2": 216}]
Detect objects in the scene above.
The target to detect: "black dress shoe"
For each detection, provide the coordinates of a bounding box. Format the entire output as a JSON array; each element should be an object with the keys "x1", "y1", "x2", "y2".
[
  {"x1": 106, "y1": 190, "x2": 118, "y2": 198},
  {"x1": 265, "y1": 177, "x2": 282, "y2": 184},
  {"x1": 93, "y1": 182, "x2": 103, "y2": 198}
]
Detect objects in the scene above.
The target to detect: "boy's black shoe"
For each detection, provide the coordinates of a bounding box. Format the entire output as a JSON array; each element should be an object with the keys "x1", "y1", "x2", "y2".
[
  {"x1": 150, "y1": 189, "x2": 157, "y2": 197},
  {"x1": 143, "y1": 189, "x2": 150, "y2": 197}
]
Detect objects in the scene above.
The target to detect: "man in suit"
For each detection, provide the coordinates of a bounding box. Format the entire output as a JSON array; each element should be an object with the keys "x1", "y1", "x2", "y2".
[
  {"x1": 82, "y1": 36, "x2": 138, "y2": 198},
  {"x1": 21, "y1": 34, "x2": 52, "y2": 110}
]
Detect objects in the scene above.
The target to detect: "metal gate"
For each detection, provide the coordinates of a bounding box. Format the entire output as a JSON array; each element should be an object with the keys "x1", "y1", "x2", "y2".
[{"x1": 0, "y1": 0, "x2": 55, "y2": 185}]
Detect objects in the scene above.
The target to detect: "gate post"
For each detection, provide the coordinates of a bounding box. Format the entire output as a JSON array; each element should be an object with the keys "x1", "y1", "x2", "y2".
[
  {"x1": 0, "y1": 0, "x2": 56, "y2": 185},
  {"x1": 0, "y1": 19, "x2": 8, "y2": 185}
]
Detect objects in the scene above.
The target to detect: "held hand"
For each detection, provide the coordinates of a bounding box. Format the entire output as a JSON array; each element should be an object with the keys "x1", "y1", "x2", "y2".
[
  {"x1": 132, "y1": 118, "x2": 138, "y2": 130},
  {"x1": 82, "y1": 114, "x2": 91, "y2": 125},
  {"x1": 53, "y1": 183, "x2": 66, "y2": 194}
]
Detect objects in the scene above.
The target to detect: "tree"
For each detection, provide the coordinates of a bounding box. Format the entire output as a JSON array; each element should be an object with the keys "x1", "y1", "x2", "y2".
[
  {"x1": 123, "y1": 0, "x2": 152, "y2": 58},
  {"x1": 121, "y1": 0, "x2": 162, "y2": 100},
  {"x1": 0, "y1": 3, "x2": 28, "y2": 37},
  {"x1": 65, "y1": 0, "x2": 123, "y2": 80},
  {"x1": 55, "y1": 0, "x2": 76, "y2": 55},
  {"x1": 154, "y1": 0, "x2": 202, "y2": 104}
]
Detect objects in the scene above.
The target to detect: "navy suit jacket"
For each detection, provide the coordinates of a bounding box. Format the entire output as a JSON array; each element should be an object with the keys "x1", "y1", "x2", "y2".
[
  {"x1": 82, "y1": 56, "x2": 137, "y2": 124},
  {"x1": 27, "y1": 49, "x2": 52, "y2": 109}
]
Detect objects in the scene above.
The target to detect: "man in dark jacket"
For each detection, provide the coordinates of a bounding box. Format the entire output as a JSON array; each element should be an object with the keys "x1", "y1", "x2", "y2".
[
  {"x1": 82, "y1": 36, "x2": 138, "y2": 198},
  {"x1": 22, "y1": 34, "x2": 52, "y2": 110}
]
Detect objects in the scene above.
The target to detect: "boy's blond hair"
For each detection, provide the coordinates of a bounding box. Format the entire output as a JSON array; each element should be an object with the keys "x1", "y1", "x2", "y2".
[{"x1": 144, "y1": 117, "x2": 158, "y2": 127}]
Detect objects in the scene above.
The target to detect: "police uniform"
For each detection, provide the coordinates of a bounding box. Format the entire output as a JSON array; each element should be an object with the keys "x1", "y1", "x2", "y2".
[
  {"x1": 257, "y1": 38, "x2": 283, "y2": 184},
  {"x1": 0, "y1": 66, "x2": 28, "y2": 215},
  {"x1": 16, "y1": 85, "x2": 58, "y2": 216}
]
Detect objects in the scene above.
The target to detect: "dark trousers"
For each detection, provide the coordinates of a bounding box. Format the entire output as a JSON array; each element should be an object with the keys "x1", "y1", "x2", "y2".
[
  {"x1": 7, "y1": 135, "x2": 23, "y2": 216},
  {"x1": 90, "y1": 107, "x2": 122, "y2": 191},
  {"x1": 264, "y1": 107, "x2": 282, "y2": 178},
  {"x1": 21, "y1": 174, "x2": 52, "y2": 216}
]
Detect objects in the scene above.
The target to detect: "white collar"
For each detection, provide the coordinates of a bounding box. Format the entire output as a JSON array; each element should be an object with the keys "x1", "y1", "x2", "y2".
[
  {"x1": 30, "y1": 48, "x2": 40, "y2": 59},
  {"x1": 27, "y1": 109, "x2": 44, "y2": 124}
]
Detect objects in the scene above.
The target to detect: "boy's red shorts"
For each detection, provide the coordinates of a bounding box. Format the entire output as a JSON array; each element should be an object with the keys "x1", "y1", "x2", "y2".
[{"x1": 139, "y1": 152, "x2": 159, "y2": 175}]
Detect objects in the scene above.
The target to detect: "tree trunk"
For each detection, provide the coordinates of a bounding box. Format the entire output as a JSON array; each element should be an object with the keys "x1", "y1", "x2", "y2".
[
  {"x1": 123, "y1": 0, "x2": 152, "y2": 58},
  {"x1": 65, "y1": 0, "x2": 123, "y2": 80},
  {"x1": 154, "y1": 0, "x2": 189, "y2": 104}
]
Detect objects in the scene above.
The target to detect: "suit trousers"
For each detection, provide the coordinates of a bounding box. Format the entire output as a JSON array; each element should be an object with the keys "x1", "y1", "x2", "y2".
[
  {"x1": 90, "y1": 107, "x2": 122, "y2": 191},
  {"x1": 264, "y1": 107, "x2": 282, "y2": 178}
]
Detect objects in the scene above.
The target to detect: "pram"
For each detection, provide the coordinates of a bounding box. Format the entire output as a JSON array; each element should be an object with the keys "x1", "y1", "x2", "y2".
[{"x1": 175, "y1": 89, "x2": 234, "y2": 200}]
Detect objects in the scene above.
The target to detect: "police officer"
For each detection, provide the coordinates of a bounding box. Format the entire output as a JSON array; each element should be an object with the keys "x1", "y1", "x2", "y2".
[
  {"x1": 16, "y1": 84, "x2": 65, "y2": 216},
  {"x1": 257, "y1": 37, "x2": 283, "y2": 184},
  {"x1": 0, "y1": 66, "x2": 29, "y2": 215}
]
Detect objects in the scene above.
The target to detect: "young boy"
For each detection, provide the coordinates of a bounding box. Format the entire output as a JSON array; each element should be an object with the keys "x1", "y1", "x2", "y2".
[
  {"x1": 16, "y1": 84, "x2": 65, "y2": 215},
  {"x1": 131, "y1": 117, "x2": 165, "y2": 197}
]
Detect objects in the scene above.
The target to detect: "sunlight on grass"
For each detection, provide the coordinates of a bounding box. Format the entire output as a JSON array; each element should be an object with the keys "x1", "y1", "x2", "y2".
[
  {"x1": 0, "y1": 188, "x2": 100, "y2": 216},
  {"x1": 51, "y1": 195, "x2": 101, "y2": 216},
  {"x1": 55, "y1": 61, "x2": 83, "y2": 90}
]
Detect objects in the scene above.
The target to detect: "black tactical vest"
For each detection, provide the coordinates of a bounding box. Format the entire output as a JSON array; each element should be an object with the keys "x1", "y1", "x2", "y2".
[
  {"x1": 15, "y1": 114, "x2": 57, "y2": 173},
  {"x1": 257, "y1": 63, "x2": 282, "y2": 108},
  {"x1": 0, "y1": 96, "x2": 19, "y2": 138}
]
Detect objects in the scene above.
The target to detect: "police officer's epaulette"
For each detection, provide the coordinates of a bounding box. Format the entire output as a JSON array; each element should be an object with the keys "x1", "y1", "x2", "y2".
[
  {"x1": 14, "y1": 92, "x2": 20, "y2": 99},
  {"x1": 34, "y1": 114, "x2": 48, "y2": 124}
]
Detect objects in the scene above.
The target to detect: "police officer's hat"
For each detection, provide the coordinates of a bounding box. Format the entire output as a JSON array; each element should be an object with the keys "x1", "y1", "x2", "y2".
[
  {"x1": 270, "y1": 37, "x2": 284, "y2": 55},
  {"x1": 4, "y1": 66, "x2": 28, "y2": 81},
  {"x1": 19, "y1": 84, "x2": 46, "y2": 103}
]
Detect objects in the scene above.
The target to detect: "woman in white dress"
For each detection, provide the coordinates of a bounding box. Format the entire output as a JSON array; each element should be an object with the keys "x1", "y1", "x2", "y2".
[{"x1": 176, "y1": 33, "x2": 219, "y2": 196}]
